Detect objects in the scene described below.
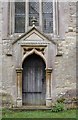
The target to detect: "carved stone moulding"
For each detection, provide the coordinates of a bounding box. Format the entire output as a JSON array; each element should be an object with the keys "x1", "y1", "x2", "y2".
[{"x1": 21, "y1": 44, "x2": 47, "y2": 55}]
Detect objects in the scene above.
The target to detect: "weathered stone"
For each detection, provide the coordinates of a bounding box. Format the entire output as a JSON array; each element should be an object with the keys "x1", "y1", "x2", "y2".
[
  {"x1": 0, "y1": 2, "x2": 76, "y2": 108},
  {"x1": 0, "y1": 91, "x2": 13, "y2": 108}
]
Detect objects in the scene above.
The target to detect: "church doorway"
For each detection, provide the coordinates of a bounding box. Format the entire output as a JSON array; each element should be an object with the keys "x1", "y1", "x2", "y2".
[{"x1": 22, "y1": 53, "x2": 46, "y2": 105}]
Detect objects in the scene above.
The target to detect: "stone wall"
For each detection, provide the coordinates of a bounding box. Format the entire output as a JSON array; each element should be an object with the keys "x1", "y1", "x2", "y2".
[
  {"x1": 0, "y1": 2, "x2": 2, "y2": 119},
  {"x1": 54, "y1": 2, "x2": 76, "y2": 99},
  {"x1": 1, "y1": 2, "x2": 77, "y2": 107},
  {"x1": 0, "y1": 2, "x2": 2, "y2": 108},
  {"x1": 2, "y1": 39, "x2": 17, "y2": 107},
  {"x1": 54, "y1": 32, "x2": 76, "y2": 99}
]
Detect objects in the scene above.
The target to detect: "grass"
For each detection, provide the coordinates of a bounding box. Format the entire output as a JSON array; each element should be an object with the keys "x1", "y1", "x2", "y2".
[{"x1": 1, "y1": 109, "x2": 77, "y2": 119}]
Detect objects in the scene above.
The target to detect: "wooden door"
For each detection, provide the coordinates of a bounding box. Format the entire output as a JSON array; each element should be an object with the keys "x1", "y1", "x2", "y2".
[{"x1": 22, "y1": 54, "x2": 46, "y2": 105}]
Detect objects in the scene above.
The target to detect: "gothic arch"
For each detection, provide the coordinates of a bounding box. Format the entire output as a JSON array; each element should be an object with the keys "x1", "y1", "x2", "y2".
[{"x1": 22, "y1": 48, "x2": 46, "y2": 65}]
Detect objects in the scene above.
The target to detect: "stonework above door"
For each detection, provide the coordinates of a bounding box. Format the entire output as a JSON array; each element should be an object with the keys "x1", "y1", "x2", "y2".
[{"x1": 12, "y1": 26, "x2": 56, "y2": 46}]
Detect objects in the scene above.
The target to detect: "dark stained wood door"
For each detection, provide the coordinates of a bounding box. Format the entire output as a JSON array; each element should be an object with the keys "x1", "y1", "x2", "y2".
[{"x1": 22, "y1": 54, "x2": 46, "y2": 105}]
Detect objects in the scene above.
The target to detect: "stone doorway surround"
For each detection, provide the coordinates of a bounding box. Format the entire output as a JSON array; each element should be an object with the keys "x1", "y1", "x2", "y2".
[
  {"x1": 16, "y1": 47, "x2": 52, "y2": 107},
  {"x1": 13, "y1": 26, "x2": 56, "y2": 108}
]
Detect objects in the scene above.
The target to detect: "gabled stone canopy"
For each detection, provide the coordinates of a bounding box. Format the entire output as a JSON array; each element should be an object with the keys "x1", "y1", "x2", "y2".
[{"x1": 12, "y1": 26, "x2": 56, "y2": 45}]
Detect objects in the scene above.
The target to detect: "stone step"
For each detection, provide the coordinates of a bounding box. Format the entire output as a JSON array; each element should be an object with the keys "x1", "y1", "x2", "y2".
[{"x1": 11, "y1": 106, "x2": 52, "y2": 111}]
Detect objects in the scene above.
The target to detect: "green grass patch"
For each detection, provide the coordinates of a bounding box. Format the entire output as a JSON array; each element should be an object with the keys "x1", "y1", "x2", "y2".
[{"x1": 2, "y1": 109, "x2": 77, "y2": 119}]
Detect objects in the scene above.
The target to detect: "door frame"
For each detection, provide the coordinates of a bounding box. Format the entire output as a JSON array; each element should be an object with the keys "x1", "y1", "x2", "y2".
[{"x1": 16, "y1": 49, "x2": 52, "y2": 107}]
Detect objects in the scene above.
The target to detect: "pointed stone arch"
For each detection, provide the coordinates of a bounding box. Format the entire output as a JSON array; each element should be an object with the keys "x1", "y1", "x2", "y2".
[{"x1": 22, "y1": 48, "x2": 46, "y2": 65}]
